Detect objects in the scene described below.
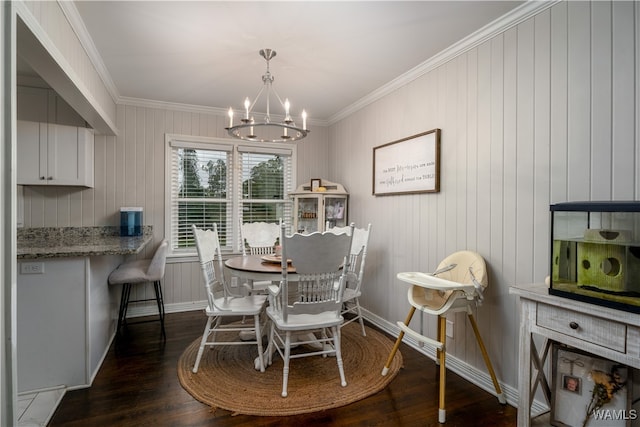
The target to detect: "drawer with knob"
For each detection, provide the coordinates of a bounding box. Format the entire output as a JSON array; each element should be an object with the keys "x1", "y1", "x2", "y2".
[{"x1": 536, "y1": 302, "x2": 626, "y2": 352}]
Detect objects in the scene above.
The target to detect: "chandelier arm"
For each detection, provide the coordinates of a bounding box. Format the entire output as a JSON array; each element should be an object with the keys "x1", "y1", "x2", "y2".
[
  {"x1": 270, "y1": 88, "x2": 288, "y2": 112},
  {"x1": 249, "y1": 86, "x2": 265, "y2": 112}
]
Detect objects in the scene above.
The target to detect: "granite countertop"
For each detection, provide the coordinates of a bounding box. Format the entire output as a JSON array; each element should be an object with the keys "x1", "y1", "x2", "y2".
[{"x1": 17, "y1": 226, "x2": 153, "y2": 259}]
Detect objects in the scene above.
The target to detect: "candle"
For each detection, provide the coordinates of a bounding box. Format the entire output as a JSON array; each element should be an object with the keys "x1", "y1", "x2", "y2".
[
  {"x1": 249, "y1": 117, "x2": 254, "y2": 136},
  {"x1": 244, "y1": 97, "x2": 250, "y2": 119},
  {"x1": 228, "y1": 108, "x2": 233, "y2": 127},
  {"x1": 302, "y1": 110, "x2": 307, "y2": 130},
  {"x1": 284, "y1": 99, "x2": 290, "y2": 118}
]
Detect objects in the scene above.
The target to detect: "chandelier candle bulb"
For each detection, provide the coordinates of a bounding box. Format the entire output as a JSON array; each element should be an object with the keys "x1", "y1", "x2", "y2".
[
  {"x1": 244, "y1": 97, "x2": 250, "y2": 119},
  {"x1": 228, "y1": 108, "x2": 233, "y2": 127},
  {"x1": 302, "y1": 110, "x2": 307, "y2": 130}
]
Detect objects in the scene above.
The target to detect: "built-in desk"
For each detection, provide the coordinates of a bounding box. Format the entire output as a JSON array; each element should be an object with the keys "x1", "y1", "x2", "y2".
[{"x1": 510, "y1": 283, "x2": 640, "y2": 427}]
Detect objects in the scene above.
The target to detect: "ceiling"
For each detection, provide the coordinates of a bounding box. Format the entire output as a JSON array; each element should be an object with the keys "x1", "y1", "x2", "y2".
[{"x1": 63, "y1": 1, "x2": 525, "y2": 124}]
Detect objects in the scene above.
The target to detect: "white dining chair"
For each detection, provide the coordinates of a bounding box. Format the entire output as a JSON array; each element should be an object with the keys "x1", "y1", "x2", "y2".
[
  {"x1": 266, "y1": 223, "x2": 354, "y2": 397},
  {"x1": 241, "y1": 221, "x2": 281, "y2": 256},
  {"x1": 191, "y1": 224, "x2": 268, "y2": 373},
  {"x1": 327, "y1": 223, "x2": 372, "y2": 336},
  {"x1": 239, "y1": 221, "x2": 281, "y2": 293}
]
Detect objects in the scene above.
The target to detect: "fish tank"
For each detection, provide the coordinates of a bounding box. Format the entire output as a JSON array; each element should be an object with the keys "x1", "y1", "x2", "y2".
[{"x1": 550, "y1": 201, "x2": 640, "y2": 313}]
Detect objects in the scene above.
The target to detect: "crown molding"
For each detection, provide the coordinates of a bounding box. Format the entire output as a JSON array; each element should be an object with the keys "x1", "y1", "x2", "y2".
[
  {"x1": 119, "y1": 95, "x2": 229, "y2": 115},
  {"x1": 327, "y1": 0, "x2": 559, "y2": 125}
]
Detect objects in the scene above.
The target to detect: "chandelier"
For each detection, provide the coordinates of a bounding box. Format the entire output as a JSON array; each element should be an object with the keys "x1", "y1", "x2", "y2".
[{"x1": 225, "y1": 49, "x2": 309, "y2": 143}]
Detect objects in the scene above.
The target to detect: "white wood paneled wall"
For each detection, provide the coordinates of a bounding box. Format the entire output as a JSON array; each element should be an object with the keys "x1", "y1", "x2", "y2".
[{"x1": 329, "y1": 1, "x2": 639, "y2": 391}]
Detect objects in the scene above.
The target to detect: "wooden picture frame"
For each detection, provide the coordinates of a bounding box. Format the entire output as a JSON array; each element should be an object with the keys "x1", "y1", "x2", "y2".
[
  {"x1": 310, "y1": 178, "x2": 321, "y2": 192},
  {"x1": 372, "y1": 129, "x2": 440, "y2": 196},
  {"x1": 551, "y1": 344, "x2": 632, "y2": 427}
]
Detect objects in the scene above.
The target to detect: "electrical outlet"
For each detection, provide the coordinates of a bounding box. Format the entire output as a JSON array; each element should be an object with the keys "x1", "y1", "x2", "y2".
[
  {"x1": 21, "y1": 262, "x2": 45, "y2": 274},
  {"x1": 446, "y1": 320, "x2": 454, "y2": 338}
]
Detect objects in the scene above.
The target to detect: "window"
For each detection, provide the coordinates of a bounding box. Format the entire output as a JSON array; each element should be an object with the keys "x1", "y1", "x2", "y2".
[{"x1": 166, "y1": 135, "x2": 295, "y2": 256}]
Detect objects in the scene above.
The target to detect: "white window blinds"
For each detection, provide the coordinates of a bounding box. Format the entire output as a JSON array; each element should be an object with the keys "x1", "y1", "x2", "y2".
[
  {"x1": 169, "y1": 141, "x2": 233, "y2": 252},
  {"x1": 167, "y1": 136, "x2": 294, "y2": 255},
  {"x1": 237, "y1": 146, "x2": 292, "y2": 222}
]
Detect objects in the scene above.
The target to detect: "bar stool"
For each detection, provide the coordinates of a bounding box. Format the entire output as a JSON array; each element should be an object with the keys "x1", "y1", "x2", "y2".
[{"x1": 109, "y1": 239, "x2": 169, "y2": 338}]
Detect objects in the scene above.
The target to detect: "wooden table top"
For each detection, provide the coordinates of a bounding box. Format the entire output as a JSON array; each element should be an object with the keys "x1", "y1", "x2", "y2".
[{"x1": 224, "y1": 254, "x2": 296, "y2": 274}]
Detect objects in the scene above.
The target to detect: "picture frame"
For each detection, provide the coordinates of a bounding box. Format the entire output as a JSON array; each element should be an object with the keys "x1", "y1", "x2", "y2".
[
  {"x1": 562, "y1": 374, "x2": 581, "y2": 394},
  {"x1": 310, "y1": 178, "x2": 321, "y2": 192},
  {"x1": 372, "y1": 128, "x2": 441, "y2": 196},
  {"x1": 551, "y1": 343, "x2": 632, "y2": 427}
]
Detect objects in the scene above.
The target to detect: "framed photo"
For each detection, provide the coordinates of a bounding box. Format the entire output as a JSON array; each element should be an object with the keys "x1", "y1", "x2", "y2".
[
  {"x1": 562, "y1": 374, "x2": 581, "y2": 394},
  {"x1": 310, "y1": 178, "x2": 321, "y2": 192},
  {"x1": 551, "y1": 344, "x2": 632, "y2": 427},
  {"x1": 372, "y1": 129, "x2": 441, "y2": 196}
]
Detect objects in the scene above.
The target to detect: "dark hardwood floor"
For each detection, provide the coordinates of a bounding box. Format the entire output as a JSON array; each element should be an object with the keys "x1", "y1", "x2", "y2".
[{"x1": 49, "y1": 311, "x2": 517, "y2": 426}]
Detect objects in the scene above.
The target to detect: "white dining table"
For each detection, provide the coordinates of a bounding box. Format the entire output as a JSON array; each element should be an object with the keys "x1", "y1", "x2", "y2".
[{"x1": 224, "y1": 254, "x2": 296, "y2": 284}]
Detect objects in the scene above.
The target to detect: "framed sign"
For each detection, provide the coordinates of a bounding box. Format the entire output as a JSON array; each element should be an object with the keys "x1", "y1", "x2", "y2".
[
  {"x1": 311, "y1": 178, "x2": 321, "y2": 192},
  {"x1": 372, "y1": 129, "x2": 440, "y2": 196}
]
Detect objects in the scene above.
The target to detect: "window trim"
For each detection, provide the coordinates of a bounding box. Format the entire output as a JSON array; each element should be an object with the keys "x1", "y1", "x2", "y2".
[{"x1": 164, "y1": 133, "x2": 296, "y2": 258}]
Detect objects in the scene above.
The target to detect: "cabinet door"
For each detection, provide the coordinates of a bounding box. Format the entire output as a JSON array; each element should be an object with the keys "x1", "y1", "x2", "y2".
[
  {"x1": 294, "y1": 195, "x2": 321, "y2": 234},
  {"x1": 48, "y1": 123, "x2": 81, "y2": 185},
  {"x1": 325, "y1": 196, "x2": 348, "y2": 229},
  {"x1": 17, "y1": 120, "x2": 47, "y2": 185},
  {"x1": 17, "y1": 121, "x2": 94, "y2": 187}
]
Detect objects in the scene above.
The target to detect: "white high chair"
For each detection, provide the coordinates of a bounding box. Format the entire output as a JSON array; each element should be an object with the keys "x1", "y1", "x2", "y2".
[{"x1": 381, "y1": 250, "x2": 505, "y2": 423}]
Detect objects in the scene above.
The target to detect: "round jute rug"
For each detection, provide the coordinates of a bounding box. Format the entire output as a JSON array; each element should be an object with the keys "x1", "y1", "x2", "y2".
[{"x1": 177, "y1": 322, "x2": 403, "y2": 416}]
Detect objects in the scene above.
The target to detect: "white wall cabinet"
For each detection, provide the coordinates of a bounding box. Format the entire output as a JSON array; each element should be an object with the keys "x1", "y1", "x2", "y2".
[
  {"x1": 17, "y1": 120, "x2": 94, "y2": 187},
  {"x1": 290, "y1": 180, "x2": 348, "y2": 233}
]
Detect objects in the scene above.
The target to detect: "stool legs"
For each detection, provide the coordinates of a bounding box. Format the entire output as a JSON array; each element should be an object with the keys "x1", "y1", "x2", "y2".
[
  {"x1": 153, "y1": 280, "x2": 166, "y2": 338},
  {"x1": 116, "y1": 283, "x2": 132, "y2": 336},
  {"x1": 115, "y1": 281, "x2": 166, "y2": 338}
]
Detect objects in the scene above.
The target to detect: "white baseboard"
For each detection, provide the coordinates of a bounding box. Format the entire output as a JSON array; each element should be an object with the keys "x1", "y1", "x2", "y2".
[{"x1": 126, "y1": 300, "x2": 207, "y2": 318}]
